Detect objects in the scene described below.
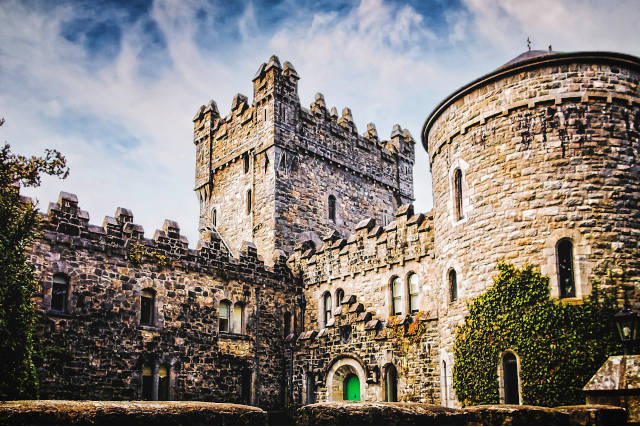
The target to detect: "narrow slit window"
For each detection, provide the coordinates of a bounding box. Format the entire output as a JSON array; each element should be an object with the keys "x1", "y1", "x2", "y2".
[
  {"x1": 232, "y1": 303, "x2": 244, "y2": 334},
  {"x1": 284, "y1": 311, "x2": 292, "y2": 337},
  {"x1": 323, "y1": 292, "x2": 332, "y2": 327},
  {"x1": 408, "y1": 273, "x2": 419, "y2": 314},
  {"x1": 449, "y1": 269, "x2": 458, "y2": 302},
  {"x1": 212, "y1": 208, "x2": 217, "y2": 228},
  {"x1": 246, "y1": 190, "x2": 252, "y2": 215},
  {"x1": 244, "y1": 153, "x2": 250, "y2": 174},
  {"x1": 502, "y1": 352, "x2": 520, "y2": 404},
  {"x1": 335, "y1": 288, "x2": 344, "y2": 308},
  {"x1": 51, "y1": 274, "x2": 69, "y2": 313},
  {"x1": 158, "y1": 365, "x2": 169, "y2": 400},
  {"x1": 142, "y1": 364, "x2": 153, "y2": 400},
  {"x1": 328, "y1": 195, "x2": 336, "y2": 222},
  {"x1": 219, "y1": 301, "x2": 230, "y2": 333},
  {"x1": 385, "y1": 365, "x2": 398, "y2": 402},
  {"x1": 454, "y1": 168, "x2": 463, "y2": 221},
  {"x1": 391, "y1": 277, "x2": 403, "y2": 315},
  {"x1": 557, "y1": 238, "x2": 576, "y2": 298},
  {"x1": 141, "y1": 288, "x2": 155, "y2": 326}
]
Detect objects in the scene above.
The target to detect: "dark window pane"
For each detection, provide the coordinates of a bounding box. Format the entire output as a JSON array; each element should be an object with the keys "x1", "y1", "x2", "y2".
[
  {"x1": 557, "y1": 239, "x2": 575, "y2": 298},
  {"x1": 158, "y1": 366, "x2": 169, "y2": 400},
  {"x1": 306, "y1": 373, "x2": 315, "y2": 404},
  {"x1": 328, "y1": 196, "x2": 336, "y2": 222},
  {"x1": 284, "y1": 312, "x2": 291, "y2": 337},
  {"x1": 454, "y1": 169, "x2": 463, "y2": 220},
  {"x1": 142, "y1": 365, "x2": 153, "y2": 400},
  {"x1": 242, "y1": 369, "x2": 252, "y2": 403},
  {"x1": 51, "y1": 282, "x2": 67, "y2": 312},
  {"x1": 503, "y1": 353, "x2": 519, "y2": 404},
  {"x1": 385, "y1": 366, "x2": 397, "y2": 402},
  {"x1": 141, "y1": 296, "x2": 153, "y2": 325},
  {"x1": 450, "y1": 270, "x2": 457, "y2": 302}
]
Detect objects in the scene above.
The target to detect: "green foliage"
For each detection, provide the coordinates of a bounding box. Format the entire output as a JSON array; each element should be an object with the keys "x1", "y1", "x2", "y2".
[
  {"x1": 0, "y1": 128, "x2": 68, "y2": 399},
  {"x1": 127, "y1": 242, "x2": 167, "y2": 269},
  {"x1": 453, "y1": 261, "x2": 622, "y2": 407}
]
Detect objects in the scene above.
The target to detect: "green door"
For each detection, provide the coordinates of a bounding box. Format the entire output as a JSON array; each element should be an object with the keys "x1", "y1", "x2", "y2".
[{"x1": 343, "y1": 374, "x2": 360, "y2": 401}]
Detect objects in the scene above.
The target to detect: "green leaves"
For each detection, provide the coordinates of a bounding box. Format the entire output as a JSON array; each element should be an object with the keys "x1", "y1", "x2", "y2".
[
  {"x1": 0, "y1": 137, "x2": 68, "y2": 399},
  {"x1": 453, "y1": 262, "x2": 621, "y2": 407}
]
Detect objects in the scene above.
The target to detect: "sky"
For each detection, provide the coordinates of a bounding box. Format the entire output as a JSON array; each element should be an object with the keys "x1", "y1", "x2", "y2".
[{"x1": 2, "y1": 0, "x2": 640, "y2": 248}]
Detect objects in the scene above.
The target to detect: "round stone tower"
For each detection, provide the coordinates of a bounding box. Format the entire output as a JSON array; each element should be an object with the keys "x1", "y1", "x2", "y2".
[{"x1": 421, "y1": 51, "x2": 640, "y2": 371}]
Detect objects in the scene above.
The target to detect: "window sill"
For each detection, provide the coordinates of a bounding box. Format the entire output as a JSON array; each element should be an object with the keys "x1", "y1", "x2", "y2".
[
  {"x1": 47, "y1": 310, "x2": 72, "y2": 318},
  {"x1": 218, "y1": 332, "x2": 251, "y2": 340},
  {"x1": 139, "y1": 324, "x2": 161, "y2": 331}
]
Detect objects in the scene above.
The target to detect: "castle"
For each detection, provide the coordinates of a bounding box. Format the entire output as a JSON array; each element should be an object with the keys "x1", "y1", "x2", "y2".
[{"x1": 28, "y1": 50, "x2": 640, "y2": 409}]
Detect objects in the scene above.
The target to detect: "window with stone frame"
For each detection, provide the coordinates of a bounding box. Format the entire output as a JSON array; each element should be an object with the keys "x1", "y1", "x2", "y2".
[
  {"x1": 306, "y1": 372, "x2": 316, "y2": 404},
  {"x1": 158, "y1": 365, "x2": 170, "y2": 400},
  {"x1": 211, "y1": 207, "x2": 217, "y2": 228},
  {"x1": 335, "y1": 288, "x2": 344, "y2": 308},
  {"x1": 384, "y1": 364, "x2": 398, "y2": 402},
  {"x1": 453, "y1": 168, "x2": 463, "y2": 221},
  {"x1": 51, "y1": 273, "x2": 69, "y2": 313},
  {"x1": 323, "y1": 292, "x2": 332, "y2": 327},
  {"x1": 449, "y1": 269, "x2": 458, "y2": 302},
  {"x1": 141, "y1": 363, "x2": 171, "y2": 401},
  {"x1": 408, "y1": 273, "x2": 419, "y2": 314},
  {"x1": 243, "y1": 153, "x2": 250, "y2": 174},
  {"x1": 500, "y1": 351, "x2": 520, "y2": 404},
  {"x1": 219, "y1": 300, "x2": 230, "y2": 333},
  {"x1": 246, "y1": 190, "x2": 252, "y2": 215},
  {"x1": 391, "y1": 276, "x2": 403, "y2": 315},
  {"x1": 328, "y1": 195, "x2": 336, "y2": 222},
  {"x1": 283, "y1": 311, "x2": 292, "y2": 337},
  {"x1": 142, "y1": 364, "x2": 153, "y2": 400},
  {"x1": 140, "y1": 288, "x2": 155, "y2": 326},
  {"x1": 556, "y1": 238, "x2": 576, "y2": 298},
  {"x1": 232, "y1": 302, "x2": 244, "y2": 334}
]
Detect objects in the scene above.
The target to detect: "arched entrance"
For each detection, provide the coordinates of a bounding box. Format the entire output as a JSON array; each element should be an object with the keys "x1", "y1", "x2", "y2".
[
  {"x1": 343, "y1": 374, "x2": 360, "y2": 401},
  {"x1": 384, "y1": 364, "x2": 398, "y2": 402},
  {"x1": 500, "y1": 351, "x2": 521, "y2": 404}
]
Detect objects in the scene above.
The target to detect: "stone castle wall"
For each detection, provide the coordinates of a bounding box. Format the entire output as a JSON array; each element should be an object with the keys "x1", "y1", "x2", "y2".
[
  {"x1": 28, "y1": 192, "x2": 295, "y2": 410},
  {"x1": 423, "y1": 52, "x2": 640, "y2": 402}
]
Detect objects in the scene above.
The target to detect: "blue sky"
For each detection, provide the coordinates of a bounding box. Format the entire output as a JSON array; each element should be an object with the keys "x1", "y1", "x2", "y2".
[{"x1": 2, "y1": 0, "x2": 639, "y2": 247}]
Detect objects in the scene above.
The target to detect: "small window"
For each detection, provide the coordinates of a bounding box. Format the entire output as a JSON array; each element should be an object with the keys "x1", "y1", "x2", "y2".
[
  {"x1": 244, "y1": 153, "x2": 250, "y2": 174},
  {"x1": 454, "y1": 168, "x2": 463, "y2": 221},
  {"x1": 335, "y1": 288, "x2": 344, "y2": 307},
  {"x1": 246, "y1": 190, "x2": 252, "y2": 215},
  {"x1": 142, "y1": 364, "x2": 153, "y2": 400},
  {"x1": 385, "y1": 365, "x2": 398, "y2": 402},
  {"x1": 141, "y1": 288, "x2": 155, "y2": 326},
  {"x1": 328, "y1": 195, "x2": 336, "y2": 222},
  {"x1": 158, "y1": 365, "x2": 169, "y2": 400},
  {"x1": 408, "y1": 273, "x2": 419, "y2": 314},
  {"x1": 284, "y1": 311, "x2": 292, "y2": 337},
  {"x1": 557, "y1": 238, "x2": 576, "y2": 298},
  {"x1": 442, "y1": 360, "x2": 449, "y2": 406},
  {"x1": 449, "y1": 269, "x2": 458, "y2": 302},
  {"x1": 212, "y1": 208, "x2": 217, "y2": 228},
  {"x1": 323, "y1": 292, "x2": 332, "y2": 327},
  {"x1": 241, "y1": 368, "x2": 252, "y2": 404},
  {"x1": 306, "y1": 373, "x2": 316, "y2": 404},
  {"x1": 391, "y1": 277, "x2": 403, "y2": 315},
  {"x1": 51, "y1": 274, "x2": 69, "y2": 313},
  {"x1": 219, "y1": 301, "x2": 230, "y2": 333},
  {"x1": 232, "y1": 303, "x2": 244, "y2": 334}
]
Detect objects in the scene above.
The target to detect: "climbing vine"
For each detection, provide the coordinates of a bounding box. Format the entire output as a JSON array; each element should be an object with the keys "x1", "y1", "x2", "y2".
[
  {"x1": 453, "y1": 261, "x2": 623, "y2": 407},
  {"x1": 127, "y1": 243, "x2": 167, "y2": 269},
  {"x1": 387, "y1": 311, "x2": 428, "y2": 372}
]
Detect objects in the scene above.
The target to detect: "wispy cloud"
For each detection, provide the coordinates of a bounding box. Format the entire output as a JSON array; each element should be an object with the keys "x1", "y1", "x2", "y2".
[{"x1": 2, "y1": 0, "x2": 639, "y2": 247}]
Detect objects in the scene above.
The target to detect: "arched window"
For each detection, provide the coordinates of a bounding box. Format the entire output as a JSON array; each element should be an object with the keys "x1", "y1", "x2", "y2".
[
  {"x1": 557, "y1": 238, "x2": 575, "y2": 298},
  {"x1": 384, "y1": 365, "x2": 398, "y2": 402},
  {"x1": 343, "y1": 373, "x2": 360, "y2": 401},
  {"x1": 501, "y1": 352, "x2": 520, "y2": 404},
  {"x1": 391, "y1": 277, "x2": 403, "y2": 315},
  {"x1": 244, "y1": 153, "x2": 250, "y2": 174},
  {"x1": 442, "y1": 360, "x2": 449, "y2": 406},
  {"x1": 212, "y1": 208, "x2": 217, "y2": 228},
  {"x1": 51, "y1": 274, "x2": 69, "y2": 313},
  {"x1": 246, "y1": 190, "x2": 252, "y2": 215},
  {"x1": 323, "y1": 292, "x2": 332, "y2": 327},
  {"x1": 158, "y1": 365, "x2": 170, "y2": 400},
  {"x1": 283, "y1": 311, "x2": 292, "y2": 337},
  {"x1": 408, "y1": 273, "x2": 419, "y2": 314},
  {"x1": 219, "y1": 301, "x2": 230, "y2": 333},
  {"x1": 232, "y1": 303, "x2": 244, "y2": 334},
  {"x1": 328, "y1": 195, "x2": 336, "y2": 222},
  {"x1": 142, "y1": 364, "x2": 153, "y2": 400},
  {"x1": 449, "y1": 269, "x2": 458, "y2": 302},
  {"x1": 454, "y1": 168, "x2": 463, "y2": 221},
  {"x1": 140, "y1": 288, "x2": 155, "y2": 326},
  {"x1": 335, "y1": 288, "x2": 344, "y2": 308}
]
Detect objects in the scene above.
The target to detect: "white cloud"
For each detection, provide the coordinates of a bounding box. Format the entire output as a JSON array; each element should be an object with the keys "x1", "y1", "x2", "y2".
[{"x1": 2, "y1": 0, "x2": 639, "y2": 249}]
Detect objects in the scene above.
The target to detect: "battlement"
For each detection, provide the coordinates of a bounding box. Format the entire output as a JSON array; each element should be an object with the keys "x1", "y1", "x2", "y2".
[
  {"x1": 287, "y1": 203, "x2": 433, "y2": 285},
  {"x1": 192, "y1": 55, "x2": 415, "y2": 199},
  {"x1": 36, "y1": 191, "x2": 292, "y2": 286}
]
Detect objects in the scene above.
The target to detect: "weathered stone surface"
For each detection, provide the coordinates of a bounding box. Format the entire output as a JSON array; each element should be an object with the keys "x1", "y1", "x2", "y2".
[{"x1": 0, "y1": 400, "x2": 266, "y2": 425}]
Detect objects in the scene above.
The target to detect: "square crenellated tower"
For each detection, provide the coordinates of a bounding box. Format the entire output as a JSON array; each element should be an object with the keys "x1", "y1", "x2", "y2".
[{"x1": 193, "y1": 55, "x2": 415, "y2": 264}]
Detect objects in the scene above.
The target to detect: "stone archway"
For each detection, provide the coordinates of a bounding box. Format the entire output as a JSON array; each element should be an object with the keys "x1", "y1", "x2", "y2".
[{"x1": 325, "y1": 357, "x2": 366, "y2": 402}]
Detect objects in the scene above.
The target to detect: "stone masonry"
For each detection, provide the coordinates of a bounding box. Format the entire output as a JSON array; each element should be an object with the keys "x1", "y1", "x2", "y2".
[{"x1": 26, "y1": 51, "x2": 640, "y2": 410}]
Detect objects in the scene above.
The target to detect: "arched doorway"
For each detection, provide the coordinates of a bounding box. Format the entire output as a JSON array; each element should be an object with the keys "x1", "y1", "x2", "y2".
[
  {"x1": 384, "y1": 365, "x2": 398, "y2": 402},
  {"x1": 501, "y1": 351, "x2": 520, "y2": 404},
  {"x1": 343, "y1": 374, "x2": 360, "y2": 401}
]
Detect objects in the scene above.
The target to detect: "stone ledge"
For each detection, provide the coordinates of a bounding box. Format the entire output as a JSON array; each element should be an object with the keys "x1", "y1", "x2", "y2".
[
  {"x1": 296, "y1": 402, "x2": 626, "y2": 426},
  {"x1": 0, "y1": 400, "x2": 267, "y2": 426}
]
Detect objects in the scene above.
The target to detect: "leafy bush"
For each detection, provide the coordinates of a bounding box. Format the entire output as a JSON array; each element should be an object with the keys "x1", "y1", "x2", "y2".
[{"x1": 453, "y1": 261, "x2": 622, "y2": 407}]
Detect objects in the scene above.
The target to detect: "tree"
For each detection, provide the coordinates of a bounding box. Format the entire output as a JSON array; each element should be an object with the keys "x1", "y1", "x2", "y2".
[
  {"x1": 0, "y1": 118, "x2": 68, "y2": 399},
  {"x1": 453, "y1": 261, "x2": 621, "y2": 407}
]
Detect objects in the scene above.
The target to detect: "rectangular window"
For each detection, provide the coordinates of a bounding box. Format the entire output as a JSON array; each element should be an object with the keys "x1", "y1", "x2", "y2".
[
  {"x1": 158, "y1": 366, "x2": 169, "y2": 400},
  {"x1": 232, "y1": 304, "x2": 243, "y2": 334},
  {"x1": 409, "y1": 274, "x2": 419, "y2": 313},
  {"x1": 392, "y1": 278, "x2": 403, "y2": 315},
  {"x1": 219, "y1": 302, "x2": 230, "y2": 333},
  {"x1": 142, "y1": 365, "x2": 153, "y2": 400},
  {"x1": 51, "y1": 279, "x2": 68, "y2": 313},
  {"x1": 246, "y1": 190, "x2": 252, "y2": 215},
  {"x1": 141, "y1": 289, "x2": 154, "y2": 326}
]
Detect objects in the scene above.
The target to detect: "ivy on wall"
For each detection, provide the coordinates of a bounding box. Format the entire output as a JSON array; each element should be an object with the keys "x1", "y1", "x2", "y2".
[{"x1": 453, "y1": 261, "x2": 623, "y2": 407}]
